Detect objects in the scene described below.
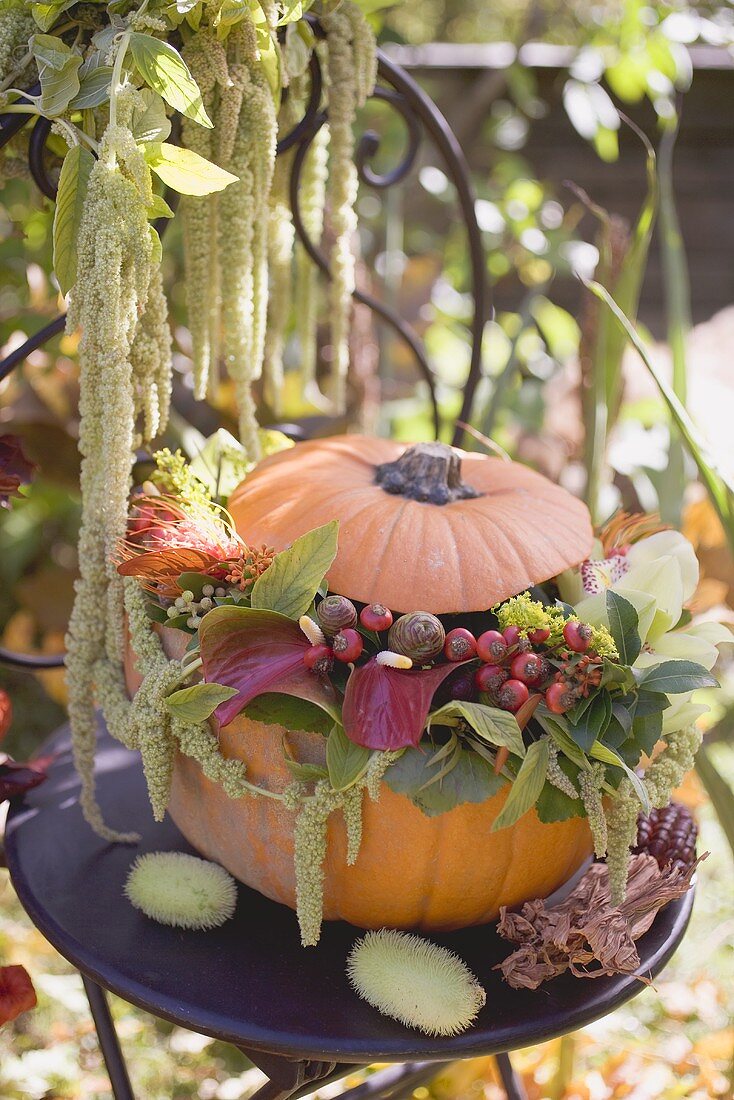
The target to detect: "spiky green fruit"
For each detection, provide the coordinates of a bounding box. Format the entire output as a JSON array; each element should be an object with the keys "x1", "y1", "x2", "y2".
[{"x1": 124, "y1": 852, "x2": 237, "y2": 930}]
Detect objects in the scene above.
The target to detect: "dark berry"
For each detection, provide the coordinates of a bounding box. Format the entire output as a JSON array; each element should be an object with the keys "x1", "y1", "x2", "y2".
[
  {"x1": 545, "y1": 681, "x2": 575, "y2": 714},
  {"x1": 303, "y1": 644, "x2": 334, "y2": 674},
  {"x1": 444, "y1": 628, "x2": 477, "y2": 662},
  {"x1": 359, "y1": 603, "x2": 393, "y2": 632},
  {"x1": 495, "y1": 679, "x2": 530, "y2": 713},
  {"x1": 332, "y1": 628, "x2": 363, "y2": 663},
  {"x1": 445, "y1": 669, "x2": 478, "y2": 702},
  {"x1": 509, "y1": 652, "x2": 546, "y2": 685},
  {"x1": 474, "y1": 663, "x2": 508, "y2": 694},
  {"x1": 477, "y1": 630, "x2": 508, "y2": 663},
  {"x1": 563, "y1": 620, "x2": 593, "y2": 654}
]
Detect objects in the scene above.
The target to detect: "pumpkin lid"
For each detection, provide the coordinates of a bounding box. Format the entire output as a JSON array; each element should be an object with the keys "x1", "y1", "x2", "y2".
[{"x1": 228, "y1": 435, "x2": 594, "y2": 614}]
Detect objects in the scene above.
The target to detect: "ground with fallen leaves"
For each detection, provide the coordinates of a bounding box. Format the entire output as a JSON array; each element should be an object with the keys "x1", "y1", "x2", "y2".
[{"x1": 1, "y1": 751, "x2": 732, "y2": 1100}]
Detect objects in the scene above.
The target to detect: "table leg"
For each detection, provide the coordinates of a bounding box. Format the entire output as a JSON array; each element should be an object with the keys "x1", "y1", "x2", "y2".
[
  {"x1": 81, "y1": 975, "x2": 136, "y2": 1100},
  {"x1": 494, "y1": 1052, "x2": 527, "y2": 1100}
]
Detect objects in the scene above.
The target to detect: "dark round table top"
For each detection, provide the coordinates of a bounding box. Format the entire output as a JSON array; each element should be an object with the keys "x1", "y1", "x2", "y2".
[{"x1": 5, "y1": 720, "x2": 694, "y2": 1064}]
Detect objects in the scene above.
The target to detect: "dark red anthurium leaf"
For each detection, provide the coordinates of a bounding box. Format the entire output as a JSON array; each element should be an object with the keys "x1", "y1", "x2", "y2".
[
  {"x1": 0, "y1": 435, "x2": 36, "y2": 508},
  {"x1": 0, "y1": 754, "x2": 51, "y2": 802},
  {"x1": 342, "y1": 658, "x2": 462, "y2": 750},
  {"x1": 0, "y1": 965, "x2": 37, "y2": 1027},
  {"x1": 198, "y1": 605, "x2": 339, "y2": 727},
  {"x1": 0, "y1": 689, "x2": 11, "y2": 742}
]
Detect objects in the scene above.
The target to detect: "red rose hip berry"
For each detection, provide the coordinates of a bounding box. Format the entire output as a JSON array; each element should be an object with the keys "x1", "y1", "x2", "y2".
[
  {"x1": 502, "y1": 625, "x2": 522, "y2": 647},
  {"x1": 303, "y1": 644, "x2": 334, "y2": 674},
  {"x1": 477, "y1": 629, "x2": 508, "y2": 663},
  {"x1": 474, "y1": 664, "x2": 508, "y2": 693},
  {"x1": 332, "y1": 628, "x2": 364, "y2": 663},
  {"x1": 359, "y1": 603, "x2": 393, "y2": 632},
  {"x1": 563, "y1": 620, "x2": 593, "y2": 653},
  {"x1": 528, "y1": 626, "x2": 551, "y2": 644},
  {"x1": 444, "y1": 628, "x2": 477, "y2": 662},
  {"x1": 545, "y1": 682, "x2": 575, "y2": 714},
  {"x1": 495, "y1": 679, "x2": 530, "y2": 713},
  {"x1": 510, "y1": 652, "x2": 546, "y2": 685}
]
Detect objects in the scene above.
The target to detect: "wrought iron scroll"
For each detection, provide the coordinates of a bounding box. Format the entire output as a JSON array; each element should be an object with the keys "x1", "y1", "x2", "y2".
[{"x1": 0, "y1": 32, "x2": 489, "y2": 670}]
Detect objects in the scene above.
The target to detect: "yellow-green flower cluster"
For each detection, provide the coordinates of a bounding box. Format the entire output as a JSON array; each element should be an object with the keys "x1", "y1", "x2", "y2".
[
  {"x1": 296, "y1": 122, "x2": 329, "y2": 387},
  {"x1": 545, "y1": 739, "x2": 578, "y2": 800},
  {"x1": 0, "y1": 4, "x2": 35, "y2": 88},
  {"x1": 294, "y1": 779, "x2": 343, "y2": 947},
  {"x1": 588, "y1": 625, "x2": 618, "y2": 660},
  {"x1": 65, "y1": 121, "x2": 157, "y2": 843},
  {"x1": 493, "y1": 592, "x2": 567, "y2": 641}
]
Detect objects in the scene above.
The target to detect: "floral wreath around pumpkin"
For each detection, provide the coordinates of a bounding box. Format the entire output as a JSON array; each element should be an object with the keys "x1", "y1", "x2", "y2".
[{"x1": 95, "y1": 438, "x2": 727, "y2": 946}]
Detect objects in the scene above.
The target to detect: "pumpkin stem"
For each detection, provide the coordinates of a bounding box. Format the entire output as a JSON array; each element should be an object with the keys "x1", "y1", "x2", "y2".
[{"x1": 374, "y1": 442, "x2": 481, "y2": 505}]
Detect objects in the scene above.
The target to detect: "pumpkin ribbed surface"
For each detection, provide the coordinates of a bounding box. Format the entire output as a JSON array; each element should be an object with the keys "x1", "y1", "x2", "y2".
[
  {"x1": 165, "y1": 714, "x2": 593, "y2": 930},
  {"x1": 228, "y1": 435, "x2": 594, "y2": 614}
]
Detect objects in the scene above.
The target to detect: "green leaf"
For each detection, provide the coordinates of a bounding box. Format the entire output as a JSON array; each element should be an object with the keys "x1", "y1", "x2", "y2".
[
  {"x1": 638, "y1": 659, "x2": 718, "y2": 695},
  {"x1": 243, "y1": 693, "x2": 333, "y2": 734},
  {"x1": 606, "y1": 590, "x2": 641, "y2": 665},
  {"x1": 70, "y1": 63, "x2": 113, "y2": 109},
  {"x1": 567, "y1": 691, "x2": 612, "y2": 752},
  {"x1": 600, "y1": 658, "x2": 636, "y2": 691},
  {"x1": 146, "y1": 142, "x2": 238, "y2": 196},
  {"x1": 165, "y1": 682, "x2": 239, "y2": 723},
  {"x1": 385, "y1": 745, "x2": 505, "y2": 817},
  {"x1": 589, "y1": 741, "x2": 650, "y2": 813},
  {"x1": 131, "y1": 88, "x2": 172, "y2": 144},
  {"x1": 148, "y1": 192, "x2": 175, "y2": 220},
  {"x1": 30, "y1": 0, "x2": 76, "y2": 31},
  {"x1": 250, "y1": 521, "x2": 338, "y2": 620},
  {"x1": 53, "y1": 145, "x2": 95, "y2": 296},
  {"x1": 326, "y1": 724, "x2": 370, "y2": 791},
  {"x1": 149, "y1": 224, "x2": 162, "y2": 266},
  {"x1": 189, "y1": 429, "x2": 251, "y2": 501},
  {"x1": 284, "y1": 757, "x2": 328, "y2": 783},
  {"x1": 492, "y1": 738, "x2": 550, "y2": 831},
  {"x1": 428, "y1": 700, "x2": 525, "y2": 757},
  {"x1": 33, "y1": 32, "x2": 82, "y2": 116},
  {"x1": 631, "y1": 710, "x2": 663, "y2": 759},
  {"x1": 129, "y1": 33, "x2": 212, "y2": 128}
]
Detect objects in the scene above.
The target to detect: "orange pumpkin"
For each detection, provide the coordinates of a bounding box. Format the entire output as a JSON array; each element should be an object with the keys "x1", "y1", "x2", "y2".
[
  {"x1": 126, "y1": 436, "x2": 596, "y2": 932},
  {"x1": 228, "y1": 436, "x2": 594, "y2": 613},
  {"x1": 124, "y1": 630, "x2": 592, "y2": 930}
]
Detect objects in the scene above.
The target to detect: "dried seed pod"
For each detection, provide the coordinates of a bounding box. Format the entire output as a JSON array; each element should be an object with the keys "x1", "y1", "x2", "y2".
[
  {"x1": 633, "y1": 802, "x2": 698, "y2": 872},
  {"x1": 388, "y1": 612, "x2": 445, "y2": 663},
  {"x1": 317, "y1": 594, "x2": 358, "y2": 636}
]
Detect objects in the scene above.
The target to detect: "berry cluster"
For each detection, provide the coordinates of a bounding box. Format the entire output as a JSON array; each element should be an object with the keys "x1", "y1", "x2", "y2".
[
  {"x1": 300, "y1": 594, "x2": 607, "y2": 719},
  {"x1": 166, "y1": 585, "x2": 226, "y2": 629}
]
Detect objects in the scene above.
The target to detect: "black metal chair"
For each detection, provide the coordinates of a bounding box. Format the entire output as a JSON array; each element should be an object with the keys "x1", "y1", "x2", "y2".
[{"x1": 0, "y1": 36, "x2": 694, "y2": 1100}]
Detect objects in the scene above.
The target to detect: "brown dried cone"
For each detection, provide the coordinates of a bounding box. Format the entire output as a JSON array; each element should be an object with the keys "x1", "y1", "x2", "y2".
[
  {"x1": 495, "y1": 850, "x2": 706, "y2": 990},
  {"x1": 633, "y1": 801, "x2": 698, "y2": 873}
]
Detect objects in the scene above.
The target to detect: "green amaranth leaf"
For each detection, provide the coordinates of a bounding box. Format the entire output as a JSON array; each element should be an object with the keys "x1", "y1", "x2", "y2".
[
  {"x1": 243, "y1": 693, "x2": 333, "y2": 734},
  {"x1": 53, "y1": 145, "x2": 95, "y2": 296},
  {"x1": 638, "y1": 659, "x2": 718, "y2": 695},
  {"x1": 492, "y1": 738, "x2": 550, "y2": 831},
  {"x1": 131, "y1": 88, "x2": 172, "y2": 145},
  {"x1": 70, "y1": 63, "x2": 113, "y2": 109},
  {"x1": 606, "y1": 590, "x2": 641, "y2": 665},
  {"x1": 146, "y1": 143, "x2": 238, "y2": 196},
  {"x1": 165, "y1": 682, "x2": 238, "y2": 723},
  {"x1": 326, "y1": 724, "x2": 370, "y2": 791},
  {"x1": 428, "y1": 700, "x2": 525, "y2": 757},
  {"x1": 385, "y1": 745, "x2": 505, "y2": 817},
  {"x1": 130, "y1": 33, "x2": 212, "y2": 127},
  {"x1": 38, "y1": 53, "x2": 82, "y2": 116},
  {"x1": 251, "y1": 521, "x2": 338, "y2": 620}
]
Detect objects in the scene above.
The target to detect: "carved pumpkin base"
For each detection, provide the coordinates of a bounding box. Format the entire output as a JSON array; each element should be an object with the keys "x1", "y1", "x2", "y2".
[{"x1": 166, "y1": 714, "x2": 594, "y2": 932}]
